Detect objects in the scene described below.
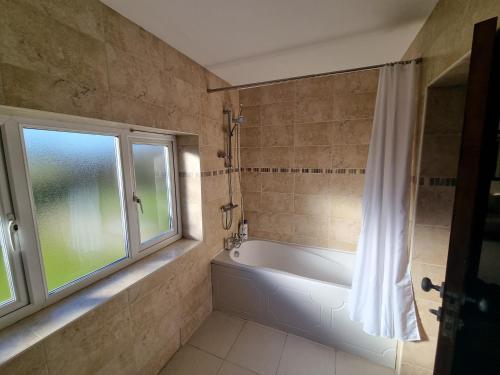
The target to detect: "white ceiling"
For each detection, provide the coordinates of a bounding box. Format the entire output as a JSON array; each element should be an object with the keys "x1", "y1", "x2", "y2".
[{"x1": 101, "y1": 0, "x2": 437, "y2": 85}]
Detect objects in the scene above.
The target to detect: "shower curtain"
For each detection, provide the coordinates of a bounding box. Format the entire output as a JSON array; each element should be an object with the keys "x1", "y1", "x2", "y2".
[{"x1": 349, "y1": 61, "x2": 420, "y2": 341}]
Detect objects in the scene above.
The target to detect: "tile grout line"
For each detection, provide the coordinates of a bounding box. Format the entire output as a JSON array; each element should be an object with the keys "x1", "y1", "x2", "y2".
[
  {"x1": 220, "y1": 318, "x2": 261, "y2": 375},
  {"x1": 224, "y1": 316, "x2": 289, "y2": 375},
  {"x1": 214, "y1": 353, "x2": 225, "y2": 375},
  {"x1": 225, "y1": 317, "x2": 247, "y2": 359},
  {"x1": 223, "y1": 358, "x2": 260, "y2": 375},
  {"x1": 213, "y1": 316, "x2": 250, "y2": 374},
  {"x1": 274, "y1": 332, "x2": 289, "y2": 375},
  {"x1": 333, "y1": 348, "x2": 337, "y2": 375},
  {"x1": 185, "y1": 342, "x2": 221, "y2": 358},
  {"x1": 411, "y1": 260, "x2": 447, "y2": 268},
  {"x1": 185, "y1": 315, "x2": 249, "y2": 375},
  {"x1": 183, "y1": 343, "x2": 228, "y2": 375},
  {"x1": 222, "y1": 358, "x2": 261, "y2": 375}
]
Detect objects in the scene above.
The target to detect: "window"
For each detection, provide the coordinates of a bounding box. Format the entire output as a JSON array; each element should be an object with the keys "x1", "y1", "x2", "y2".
[
  {"x1": 0, "y1": 250, "x2": 10, "y2": 305},
  {"x1": 0, "y1": 213, "x2": 27, "y2": 315},
  {"x1": 0, "y1": 137, "x2": 28, "y2": 318},
  {"x1": 0, "y1": 221, "x2": 17, "y2": 308},
  {"x1": 0, "y1": 112, "x2": 181, "y2": 324},
  {"x1": 131, "y1": 142, "x2": 176, "y2": 246},
  {"x1": 23, "y1": 129, "x2": 128, "y2": 292}
]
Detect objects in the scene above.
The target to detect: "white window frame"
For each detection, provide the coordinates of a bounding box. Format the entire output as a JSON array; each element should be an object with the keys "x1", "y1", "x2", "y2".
[
  {"x1": 128, "y1": 134, "x2": 181, "y2": 253},
  {"x1": 0, "y1": 131, "x2": 29, "y2": 317},
  {"x1": 0, "y1": 107, "x2": 182, "y2": 328}
]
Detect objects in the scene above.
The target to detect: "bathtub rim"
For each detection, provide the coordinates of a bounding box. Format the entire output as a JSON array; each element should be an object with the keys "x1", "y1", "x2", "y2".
[{"x1": 212, "y1": 238, "x2": 354, "y2": 290}]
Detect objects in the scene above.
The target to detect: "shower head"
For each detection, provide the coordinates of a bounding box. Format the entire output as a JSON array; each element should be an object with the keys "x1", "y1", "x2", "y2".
[
  {"x1": 230, "y1": 115, "x2": 245, "y2": 135},
  {"x1": 235, "y1": 115, "x2": 246, "y2": 125},
  {"x1": 233, "y1": 104, "x2": 246, "y2": 125}
]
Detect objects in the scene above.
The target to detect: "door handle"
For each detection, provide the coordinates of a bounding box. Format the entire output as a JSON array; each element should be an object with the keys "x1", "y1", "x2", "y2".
[
  {"x1": 465, "y1": 296, "x2": 489, "y2": 313},
  {"x1": 421, "y1": 277, "x2": 445, "y2": 298},
  {"x1": 429, "y1": 307, "x2": 442, "y2": 321}
]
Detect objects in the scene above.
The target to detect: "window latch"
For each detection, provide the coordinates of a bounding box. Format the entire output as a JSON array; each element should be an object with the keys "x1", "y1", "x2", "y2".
[
  {"x1": 133, "y1": 194, "x2": 144, "y2": 214},
  {"x1": 7, "y1": 213, "x2": 18, "y2": 252}
]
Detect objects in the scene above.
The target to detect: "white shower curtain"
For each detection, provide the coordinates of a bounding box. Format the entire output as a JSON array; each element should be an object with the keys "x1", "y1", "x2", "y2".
[{"x1": 349, "y1": 61, "x2": 420, "y2": 341}]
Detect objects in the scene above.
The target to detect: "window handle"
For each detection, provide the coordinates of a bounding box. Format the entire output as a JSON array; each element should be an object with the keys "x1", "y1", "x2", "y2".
[
  {"x1": 7, "y1": 214, "x2": 18, "y2": 252},
  {"x1": 133, "y1": 194, "x2": 144, "y2": 214}
]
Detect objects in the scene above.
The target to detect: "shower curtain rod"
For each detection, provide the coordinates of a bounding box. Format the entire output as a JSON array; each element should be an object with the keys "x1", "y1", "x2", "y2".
[{"x1": 207, "y1": 57, "x2": 422, "y2": 93}]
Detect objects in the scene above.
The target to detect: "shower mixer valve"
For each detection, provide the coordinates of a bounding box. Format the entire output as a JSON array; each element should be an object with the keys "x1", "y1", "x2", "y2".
[
  {"x1": 224, "y1": 232, "x2": 244, "y2": 251},
  {"x1": 221, "y1": 202, "x2": 238, "y2": 213}
]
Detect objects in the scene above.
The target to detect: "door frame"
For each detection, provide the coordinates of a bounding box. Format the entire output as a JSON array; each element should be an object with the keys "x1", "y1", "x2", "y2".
[{"x1": 434, "y1": 17, "x2": 500, "y2": 375}]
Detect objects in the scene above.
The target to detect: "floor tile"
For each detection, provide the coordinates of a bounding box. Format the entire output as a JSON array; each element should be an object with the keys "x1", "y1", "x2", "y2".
[
  {"x1": 227, "y1": 321, "x2": 286, "y2": 375},
  {"x1": 277, "y1": 334, "x2": 335, "y2": 375},
  {"x1": 336, "y1": 351, "x2": 394, "y2": 375},
  {"x1": 189, "y1": 311, "x2": 245, "y2": 358},
  {"x1": 159, "y1": 345, "x2": 222, "y2": 375},
  {"x1": 218, "y1": 361, "x2": 259, "y2": 375}
]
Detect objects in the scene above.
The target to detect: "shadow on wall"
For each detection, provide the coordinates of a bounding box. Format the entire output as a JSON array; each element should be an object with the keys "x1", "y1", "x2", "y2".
[{"x1": 177, "y1": 134, "x2": 203, "y2": 241}]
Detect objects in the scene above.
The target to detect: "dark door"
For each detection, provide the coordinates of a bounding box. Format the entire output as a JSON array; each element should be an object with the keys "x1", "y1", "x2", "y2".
[{"x1": 421, "y1": 17, "x2": 500, "y2": 375}]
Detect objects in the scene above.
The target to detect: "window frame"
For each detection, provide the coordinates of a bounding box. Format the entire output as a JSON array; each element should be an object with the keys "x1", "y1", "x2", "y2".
[
  {"x1": 0, "y1": 130, "x2": 29, "y2": 317},
  {"x1": 20, "y1": 123, "x2": 131, "y2": 296},
  {"x1": 128, "y1": 134, "x2": 181, "y2": 253},
  {"x1": 0, "y1": 108, "x2": 182, "y2": 328}
]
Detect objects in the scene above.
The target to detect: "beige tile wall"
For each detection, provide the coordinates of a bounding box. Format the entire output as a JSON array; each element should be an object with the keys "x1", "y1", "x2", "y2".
[
  {"x1": 0, "y1": 0, "x2": 239, "y2": 373},
  {"x1": 177, "y1": 135, "x2": 203, "y2": 241},
  {"x1": 2, "y1": 0, "x2": 498, "y2": 373},
  {"x1": 1, "y1": 243, "x2": 216, "y2": 375},
  {"x1": 239, "y1": 70, "x2": 378, "y2": 251},
  {"x1": 401, "y1": 1, "x2": 500, "y2": 374},
  {"x1": 401, "y1": 86, "x2": 465, "y2": 375}
]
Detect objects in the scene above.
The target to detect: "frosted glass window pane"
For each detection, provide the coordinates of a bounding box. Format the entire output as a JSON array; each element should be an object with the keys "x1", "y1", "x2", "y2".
[
  {"x1": 23, "y1": 129, "x2": 127, "y2": 292},
  {"x1": 0, "y1": 245, "x2": 13, "y2": 305},
  {"x1": 132, "y1": 144, "x2": 173, "y2": 243}
]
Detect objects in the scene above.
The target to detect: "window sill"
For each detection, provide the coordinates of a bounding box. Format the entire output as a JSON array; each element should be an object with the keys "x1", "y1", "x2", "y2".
[{"x1": 0, "y1": 238, "x2": 202, "y2": 366}]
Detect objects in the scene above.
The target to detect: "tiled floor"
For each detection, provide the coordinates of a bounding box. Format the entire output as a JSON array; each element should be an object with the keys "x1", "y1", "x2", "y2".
[{"x1": 159, "y1": 311, "x2": 394, "y2": 375}]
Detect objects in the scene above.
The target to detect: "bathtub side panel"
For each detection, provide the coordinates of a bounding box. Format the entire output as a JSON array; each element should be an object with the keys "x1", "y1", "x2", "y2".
[
  {"x1": 329, "y1": 305, "x2": 398, "y2": 367},
  {"x1": 211, "y1": 261, "x2": 397, "y2": 368},
  {"x1": 212, "y1": 264, "x2": 267, "y2": 322}
]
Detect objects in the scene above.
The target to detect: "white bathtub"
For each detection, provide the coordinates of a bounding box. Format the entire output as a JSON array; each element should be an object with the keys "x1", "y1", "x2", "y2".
[{"x1": 212, "y1": 239, "x2": 397, "y2": 368}]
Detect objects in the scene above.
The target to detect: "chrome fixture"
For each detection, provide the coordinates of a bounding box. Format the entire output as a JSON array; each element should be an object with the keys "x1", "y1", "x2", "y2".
[
  {"x1": 219, "y1": 104, "x2": 245, "y2": 230},
  {"x1": 224, "y1": 233, "x2": 244, "y2": 251},
  {"x1": 207, "y1": 58, "x2": 422, "y2": 93},
  {"x1": 220, "y1": 104, "x2": 245, "y2": 168}
]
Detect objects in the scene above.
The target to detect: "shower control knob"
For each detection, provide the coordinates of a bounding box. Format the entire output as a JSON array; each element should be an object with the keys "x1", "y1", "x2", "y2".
[{"x1": 421, "y1": 277, "x2": 445, "y2": 298}]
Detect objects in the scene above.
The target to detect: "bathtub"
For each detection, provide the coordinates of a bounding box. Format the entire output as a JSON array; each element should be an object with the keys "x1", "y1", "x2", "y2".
[{"x1": 211, "y1": 239, "x2": 397, "y2": 368}]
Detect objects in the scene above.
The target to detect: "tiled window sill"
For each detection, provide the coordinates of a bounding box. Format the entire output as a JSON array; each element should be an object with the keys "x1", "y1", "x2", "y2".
[{"x1": 0, "y1": 238, "x2": 202, "y2": 366}]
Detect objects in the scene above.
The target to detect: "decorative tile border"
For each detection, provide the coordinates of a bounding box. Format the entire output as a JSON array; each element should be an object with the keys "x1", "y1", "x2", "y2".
[
  {"x1": 179, "y1": 168, "x2": 241, "y2": 178},
  {"x1": 240, "y1": 167, "x2": 365, "y2": 175},
  {"x1": 180, "y1": 167, "x2": 366, "y2": 178},
  {"x1": 180, "y1": 169, "x2": 456, "y2": 188},
  {"x1": 419, "y1": 176, "x2": 457, "y2": 187}
]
